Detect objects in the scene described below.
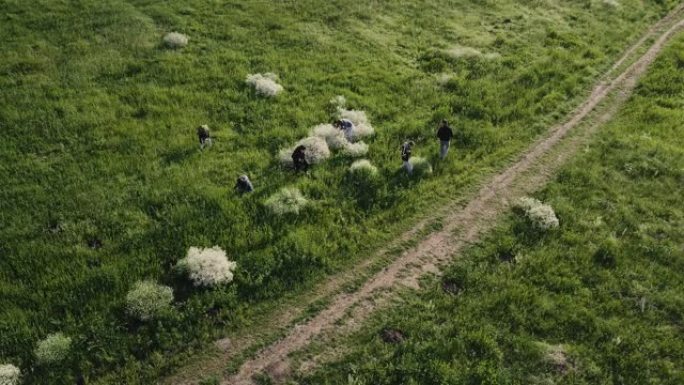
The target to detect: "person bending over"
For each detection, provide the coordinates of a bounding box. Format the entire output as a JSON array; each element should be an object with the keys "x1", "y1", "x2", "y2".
[
  {"x1": 401, "y1": 141, "x2": 414, "y2": 174},
  {"x1": 292, "y1": 145, "x2": 309, "y2": 172},
  {"x1": 235, "y1": 175, "x2": 254, "y2": 193},
  {"x1": 334, "y1": 118, "x2": 355, "y2": 141}
]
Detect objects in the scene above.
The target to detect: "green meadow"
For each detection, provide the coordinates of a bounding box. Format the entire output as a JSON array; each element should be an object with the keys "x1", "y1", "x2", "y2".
[
  {"x1": 0, "y1": 0, "x2": 679, "y2": 383},
  {"x1": 302, "y1": 33, "x2": 684, "y2": 385}
]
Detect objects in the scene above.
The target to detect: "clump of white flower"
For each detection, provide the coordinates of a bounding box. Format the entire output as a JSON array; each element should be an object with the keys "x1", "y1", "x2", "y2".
[
  {"x1": 246, "y1": 73, "x2": 283, "y2": 97},
  {"x1": 350, "y1": 159, "x2": 378, "y2": 175},
  {"x1": 329, "y1": 95, "x2": 347, "y2": 108},
  {"x1": 177, "y1": 246, "x2": 237, "y2": 287},
  {"x1": 125, "y1": 281, "x2": 174, "y2": 321},
  {"x1": 337, "y1": 108, "x2": 375, "y2": 139},
  {"x1": 601, "y1": 0, "x2": 620, "y2": 7},
  {"x1": 310, "y1": 124, "x2": 369, "y2": 157},
  {"x1": 35, "y1": 333, "x2": 71, "y2": 365},
  {"x1": 279, "y1": 136, "x2": 331, "y2": 167},
  {"x1": 310, "y1": 123, "x2": 348, "y2": 150},
  {"x1": 0, "y1": 364, "x2": 20, "y2": 385},
  {"x1": 265, "y1": 187, "x2": 308, "y2": 215},
  {"x1": 515, "y1": 197, "x2": 559, "y2": 230},
  {"x1": 342, "y1": 141, "x2": 369, "y2": 157},
  {"x1": 162, "y1": 32, "x2": 189, "y2": 48},
  {"x1": 409, "y1": 156, "x2": 433, "y2": 177}
]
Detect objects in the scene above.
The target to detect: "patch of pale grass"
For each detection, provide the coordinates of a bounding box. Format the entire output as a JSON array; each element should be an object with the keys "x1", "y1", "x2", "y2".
[{"x1": 125, "y1": 281, "x2": 174, "y2": 321}]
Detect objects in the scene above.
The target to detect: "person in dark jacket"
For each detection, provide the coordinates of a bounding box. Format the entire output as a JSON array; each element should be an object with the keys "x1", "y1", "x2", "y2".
[
  {"x1": 436, "y1": 119, "x2": 454, "y2": 159},
  {"x1": 401, "y1": 141, "x2": 414, "y2": 174},
  {"x1": 235, "y1": 175, "x2": 254, "y2": 193},
  {"x1": 196, "y1": 124, "x2": 211, "y2": 149},
  {"x1": 292, "y1": 145, "x2": 308, "y2": 172}
]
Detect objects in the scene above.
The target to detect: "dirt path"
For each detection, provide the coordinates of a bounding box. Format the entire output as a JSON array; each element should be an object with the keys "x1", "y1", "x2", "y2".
[{"x1": 223, "y1": 10, "x2": 684, "y2": 385}]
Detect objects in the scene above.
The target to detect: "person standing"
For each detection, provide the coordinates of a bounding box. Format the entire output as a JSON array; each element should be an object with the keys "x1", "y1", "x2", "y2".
[
  {"x1": 436, "y1": 119, "x2": 453, "y2": 160},
  {"x1": 401, "y1": 141, "x2": 414, "y2": 174}
]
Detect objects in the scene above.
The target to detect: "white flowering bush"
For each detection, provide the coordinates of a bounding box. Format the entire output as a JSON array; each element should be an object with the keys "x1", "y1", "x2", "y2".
[
  {"x1": 125, "y1": 281, "x2": 173, "y2": 320},
  {"x1": 177, "y1": 246, "x2": 237, "y2": 287},
  {"x1": 0, "y1": 364, "x2": 20, "y2": 385},
  {"x1": 265, "y1": 187, "x2": 308, "y2": 215},
  {"x1": 515, "y1": 197, "x2": 559, "y2": 230},
  {"x1": 279, "y1": 136, "x2": 331, "y2": 167},
  {"x1": 409, "y1": 156, "x2": 433, "y2": 177},
  {"x1": 329, "y1": 95, "x2": 347, "y2": 108},
  {"x1": 342, "y1": 141, "x2": 369, "y2": 157},
  {"x1": 246, "y1": 73, "x2": 283, "y2": 97},
  {"x1": 162, "y1": 32, "x2": 188, "y2": 48},
  {"x1": 350, "y1": 159, "x2": 378, "y2": 175},
  {"x1": 337, "y1": 108, "x2": 375, "y2": 139},
  {"x1": 35, "y1": 333, "x2": 71, "y2": 364},
  {"x1": 310, "y1": 123, "x2": 348, "y2": 150}
]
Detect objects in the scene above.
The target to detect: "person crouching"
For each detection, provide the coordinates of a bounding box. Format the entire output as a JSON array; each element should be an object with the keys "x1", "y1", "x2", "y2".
[
  {"x1": 235, "y1": 175, "x2": 254, "y2": 193},
  {"x1": 292, "y1": 145, "x2": 309, "y2": 172}
]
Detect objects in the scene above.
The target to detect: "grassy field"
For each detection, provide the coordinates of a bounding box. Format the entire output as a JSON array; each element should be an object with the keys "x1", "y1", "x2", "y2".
[
  {"x1": 301, "y1": 33, "x2": 684, "y2": 385},
  {"x1": 0, "y1": 0, "x2": 679, "y2": 383}
]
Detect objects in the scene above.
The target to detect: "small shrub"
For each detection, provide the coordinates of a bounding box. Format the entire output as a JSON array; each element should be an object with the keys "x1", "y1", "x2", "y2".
[
  {"x1": 349, "y1": 159, "x2": 378, "y2": 175},
  {"x1": 125, "y1": 281, "x2": 174, "y2": 320},
  {"x1": 246, "y1": 73, "x2": 283, "y2": 97},
  {"x1": 177, "y1": 246, "x2": 237, "y2": 287},
  {"x1": 329, "y1": 95, "x2": 346, "y2": 108},
  {"x1": 515, "y1": 197, "x2": 559, "y2": 230},
  {"x1": 0, "y1": 364, "x2": 20, "y2": 385},
  {"x1": 342, "y1": 141, "x2": 369, "y2": 157},
  {"x1": 310, "y1": 123, "x2": 347, "y2": 150},
  {"x1": 265, "y1": 187, "x2": 308, "y2": 215},
  {"x1": 409, "y1": 156, "x2": 432, "y2": 177},
  {"x1": 279, "y1": 136, "x2": 331, "y2": 167},
  {"x1": 35, "y1": 333, "x2": 71, "y2": 365},
  {"x1": 162, "y1": 32, "x2": 188, "y2": 48}
]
